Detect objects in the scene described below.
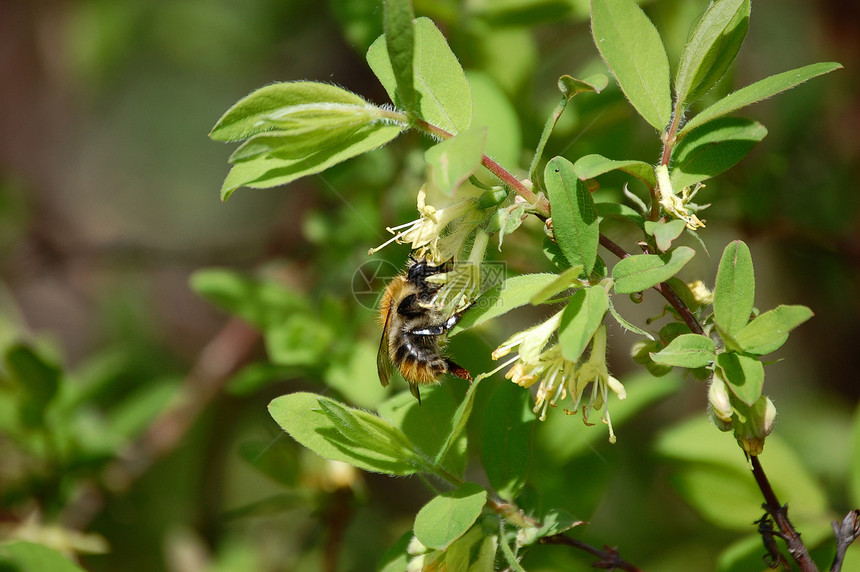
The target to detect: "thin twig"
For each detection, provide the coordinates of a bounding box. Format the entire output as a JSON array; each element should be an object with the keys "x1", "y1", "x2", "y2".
[
  {"x1": 540, "y1": 534, "x2": 644, "y2": 571},
  {"x1": 598, "y1": 234, "x2": 703, "y2": 335},
  {"x1": 751, "y1": 456, "x2": 818, "y2": 572},
  {"x1": 62, "y1": 318, "x2": 260, "y2": 530},
  {"x1": 830, "y1": 509, "x2": 860, "y2": 572}
]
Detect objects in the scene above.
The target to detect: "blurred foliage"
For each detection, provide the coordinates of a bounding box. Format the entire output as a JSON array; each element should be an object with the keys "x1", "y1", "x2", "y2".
[{"x1": 0, "y1": 0, "x2": 857, "y2": 571}]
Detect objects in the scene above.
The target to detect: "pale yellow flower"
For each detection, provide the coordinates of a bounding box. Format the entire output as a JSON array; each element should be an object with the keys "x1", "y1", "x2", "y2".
[
  {"x1": 655, "y1": 165, "x2": 707, "y2": 230},
  {"x1": 368, "y1": 186, "x2": 480, "y2": 263}
]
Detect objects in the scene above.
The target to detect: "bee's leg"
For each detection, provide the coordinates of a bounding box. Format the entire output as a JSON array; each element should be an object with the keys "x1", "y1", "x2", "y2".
[
  {"x1": 442, "y1": 308, "x2": 469, "y2": 330},
  {"x1": 445, "y1": 360, "x2": 473, "y2": 383},
  {"x1": 411, "y1": 324, "x2": 447, "y2": 336},
  {"x1": 411, "y1": 305, "x2": 472, "y2": 335}
]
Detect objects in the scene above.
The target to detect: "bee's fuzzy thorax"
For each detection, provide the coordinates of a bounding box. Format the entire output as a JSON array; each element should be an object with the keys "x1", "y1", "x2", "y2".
[{"x1": 376, "y1": 258, "x2": 470, "y2": 401}]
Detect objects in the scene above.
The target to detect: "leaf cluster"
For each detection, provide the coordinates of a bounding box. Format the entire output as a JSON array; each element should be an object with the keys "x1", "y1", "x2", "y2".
[{"x1": 201, "y1": 0, "x2": 844, "y2": 568}]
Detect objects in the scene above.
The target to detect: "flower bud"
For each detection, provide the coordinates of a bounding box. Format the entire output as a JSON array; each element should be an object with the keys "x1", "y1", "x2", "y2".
[
  {"x1": 762, "y1": 397, "x2": 777, "y2": 436},
  {"x1": 708, "y1": 374, "x2": 733, "y2": 424},
  {"x1": 406, "y1": 555, "x2": 426, "y2": 572},
  {"x1": 407, "y1": 536, "x2": 428, "y2": 556},
  {"x1": 736, "y1": 395, "x2": 777, "y2": 456}
]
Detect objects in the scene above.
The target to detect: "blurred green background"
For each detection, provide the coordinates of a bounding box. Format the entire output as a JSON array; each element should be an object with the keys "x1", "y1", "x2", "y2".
[{"x1": 0, "y1": 0, "x2": 857, "y2": 570}]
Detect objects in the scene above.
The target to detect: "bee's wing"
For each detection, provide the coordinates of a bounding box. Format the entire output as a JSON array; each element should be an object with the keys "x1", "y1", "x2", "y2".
[{"x1": 377, "y1": 310, "x2": 394, "y2": 388}]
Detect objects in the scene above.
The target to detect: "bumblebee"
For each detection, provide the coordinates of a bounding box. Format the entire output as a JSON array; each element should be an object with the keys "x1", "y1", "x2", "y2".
[{"x1": 377, "y1": 258, "x2": 472, "y2": 404}]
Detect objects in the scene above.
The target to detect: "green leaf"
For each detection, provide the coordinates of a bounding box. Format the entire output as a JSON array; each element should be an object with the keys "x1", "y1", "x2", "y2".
[
  {"x1": 545, "y1": 157, "x2": 599, "y2": 275},
  {"x1": 324, "y1": 340, "x2": 389, "y2": 408},
  {"x1": 644, "y1": 219, "x2": 687, "y2": 252},
  {"x1": 558, "y1": 286, "x2": 608, "y2": 362},
  {"x1": 595, "y1": 202, "x2": 645, "y2": 229},
  {"x1": 674, "y1": 0, "x2": 750, "y2": 107},
  {"x1": 656, "y1": 416, "x2": 829, "y2": 531},
  {"x1": 612, "y1": 246, "x2": 695, "y2": 294},
  {"x1": 734, "y1": 304, "x2": 814, "y2": 355},
  {"x1": 367, "y1": 17, "x2": 472, "y2": 134},
  {"x1": 670, "y1": 117, "x2": 767, "y2": 189},
  {"x1": 650, "y1": 333, "x2": 716, "y2": 368},
  {"x1": 210, "y1": 82, "x2": 370, "y2": 142},
  {"x1": 434, "y1": 380, "x2": 480, "y2": 466},
  {"x1": 190, "y1": 268, "x2": 306, "y2": 329},
  {"x1": 414, "y1": 482, "x2": 487, "y2": 550},
  {"x1": 529, "y1": 265, "x2": 583, "y2": 305},
  {"x1": 316, "y1": 398, "x2": 418, "y2": 460},
  {"x1": 268, "y1": 393, "x2": 422, "y2": 475},
  {"x1": 425, "y1": 127, "x2": 487, "y2": 196},
  {"x1": 607, "y1": 295, "x2": 654, "y2": 340},
  {"x1": 543, "y1": 236, "x2": 571, "y2": 271},
  {"x1": 228, "y1": 118, "x2": 378, "y2": 163},
  {"x1": 590, "y1": 0, "x2": 672, "y2": 130},
  {"x1": 452, "y1": 273, "x2": 559, "y2": 334},
  {"x1": 572, "y1": 154, "x2": 656, "y2": 187},
  {"x1": 679, "y1": 62, "x2": 844, "y2": 136},
  {"x1": 559, "y1": 74, "x2": 609, "y2": 99},
  {"x1": 481, "y1": 383, "x2": 535, "y2": 500},
  {"x1": 716, "y1": 352, "x2": 764, "y2": 406},
  {"x1": 440, "y1": 518, "x2": 497, "y2": 572},
  {"x1": 468, "y1": 71, "x2": 522, "y2": 171},
  {"x1": 265, "y1": 314, "x2": 333, "y2": 367},
  {"x1": 713, "y1": 240, "x2": 755, "y2": 337},
  {"x1": 6, "y1": 344, "x2": 60, "y2": 429},
  {"x1": 379, "y1": 532, "x2": 412, "y2": 572},
  {"x1": 0, "y1": 541, "x2": 87, "y2": 572},
  {"x1": 219, "y1": 123, "x2": 403, "y2": 200},
  {"x1": 377, "y1": 385, "x2": 467, "y2": 477},
  {"x1": 534, "y1": 509, "x2": 584, "y2": 540},
  {"x1": 383, "y1": 0, "x2": 417, "y2": 113}
]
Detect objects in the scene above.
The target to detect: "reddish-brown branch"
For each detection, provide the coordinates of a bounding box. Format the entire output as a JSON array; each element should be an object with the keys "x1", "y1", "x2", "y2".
[
  {"x1": 540, "y1": 534, "x2": 644, "y2": 571},
  {"x1": 599, "y1": 234, "x2": 703, "y2": 335},
  {"x1": 63, "y1": 318, "x2": 260, "y2": 530},
  {"x1": 751, "y1": 456, "x2": 818, "y2": 571}
]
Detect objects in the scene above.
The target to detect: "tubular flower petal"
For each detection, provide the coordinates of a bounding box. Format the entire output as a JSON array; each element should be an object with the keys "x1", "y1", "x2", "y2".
[
  {"x1": 492, "y1": 311, "x2": 562, "y2": 362},
  {"x1": 655, "y1": 165, "x2": 707, "y2": 230},
  {"x1": 565, "y1": 326, "x2": 626, "y2": 443},
  {"x1": 491, "y1": 322, "x2": 625, "y2": 441},
  {"x1": 368, "y1": 186, "x2": 480, "y2": 263}
]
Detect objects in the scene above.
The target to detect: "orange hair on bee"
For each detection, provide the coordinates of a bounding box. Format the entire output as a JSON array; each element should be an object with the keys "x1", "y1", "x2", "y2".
[{"x1": 377, "y1": 275, "x2": 406, "y2": 326}]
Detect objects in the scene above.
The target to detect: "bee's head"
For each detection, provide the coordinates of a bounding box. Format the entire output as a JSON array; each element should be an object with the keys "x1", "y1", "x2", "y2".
[
  {"x1": 406, "y1": 257, "x2": 452, "y2": 287},
  {"x1": 406, "y1": 258, "x2": 431, "y2": 287}
]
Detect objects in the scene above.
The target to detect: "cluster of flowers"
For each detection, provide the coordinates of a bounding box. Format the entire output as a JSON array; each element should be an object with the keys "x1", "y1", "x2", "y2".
[{"x1": 371, "y1": 186, "x2": 626, "y2": 442}]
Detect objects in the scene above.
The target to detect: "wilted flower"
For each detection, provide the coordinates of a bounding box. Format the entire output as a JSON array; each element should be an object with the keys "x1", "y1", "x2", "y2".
[{"x1": 655, "y1": 165, "x2": 706, "y2": 230}]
